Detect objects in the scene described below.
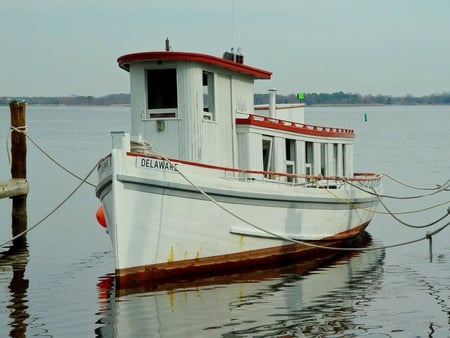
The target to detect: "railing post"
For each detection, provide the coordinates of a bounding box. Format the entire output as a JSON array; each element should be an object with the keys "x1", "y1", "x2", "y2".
[{"x1": 9, "y1": 100, "x2": 27, "y2": 249}]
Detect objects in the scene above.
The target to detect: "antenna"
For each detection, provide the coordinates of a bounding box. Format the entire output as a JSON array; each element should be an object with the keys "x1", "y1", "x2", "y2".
[
  {"x1": 231, "y1": 0, "x2": 235, "y2": 52},
  {"x1": 165, "y1": 38, "x2": 171, "y2": 51}
]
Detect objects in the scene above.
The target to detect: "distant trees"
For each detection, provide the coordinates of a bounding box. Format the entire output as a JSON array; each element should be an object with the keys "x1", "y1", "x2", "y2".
[
  {"x1": 254, "y1": 91, "x2": 450, "y2": 105},
  {"x1": 0, "y1": 94, "x2": 130, "y2": 106},
  {"x1": 1, "y1": 91, "x2": 449, "y2": 106}
]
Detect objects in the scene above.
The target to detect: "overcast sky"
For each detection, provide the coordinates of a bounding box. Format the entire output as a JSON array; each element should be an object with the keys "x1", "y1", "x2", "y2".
[{"x1": 2, "y1": 0, "x2": 449, "y2": 97}]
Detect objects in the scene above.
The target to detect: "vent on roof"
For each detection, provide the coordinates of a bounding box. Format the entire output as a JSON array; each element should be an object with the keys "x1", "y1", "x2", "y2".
[{"x1": 223, "y1": 48, "x2": 244, "y2": 64}]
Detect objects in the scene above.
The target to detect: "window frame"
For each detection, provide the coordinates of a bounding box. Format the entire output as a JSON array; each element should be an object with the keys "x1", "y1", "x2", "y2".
[
  {"x1": 202, "y1": 71, "x2": 215, "y2": 121},
  {"x1": 146, "y1": 68, "x2": 178, "y2": 119}
]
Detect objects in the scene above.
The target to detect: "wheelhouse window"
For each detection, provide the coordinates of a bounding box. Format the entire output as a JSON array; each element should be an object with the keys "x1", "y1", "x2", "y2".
[
  {"x1": 262, "y1": 136, "x2": 273, "y2": 177},
  {"x1": 320, "y1": 143, "x2": 327, "y2": 175},
  {"x1": 305, "y1": 141, "x2": 313, "y2": 181},
  {"x1": 285, "y1": 139, "x2": 296, "y2": 183},
  {"x1": 147, "y1": 68, "x2": 178, "y2": 118},
  {"x1": 202, "y1": 71, "x2": 215, "y2": 120}
]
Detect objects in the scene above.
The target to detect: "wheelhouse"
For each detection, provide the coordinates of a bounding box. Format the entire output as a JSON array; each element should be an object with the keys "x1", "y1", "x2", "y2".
[{"x1": 118, "y1": 49, "x2": 355, "y2": 183}]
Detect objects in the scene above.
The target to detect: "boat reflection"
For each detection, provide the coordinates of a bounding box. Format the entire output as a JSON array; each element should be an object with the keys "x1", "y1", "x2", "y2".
[{"x1": 95, "y1": 232, "x2": 385, "y2": 337}]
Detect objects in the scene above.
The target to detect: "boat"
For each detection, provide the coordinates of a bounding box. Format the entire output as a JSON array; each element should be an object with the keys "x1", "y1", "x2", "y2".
[{"x1": 95, "y1": 41, "x2": 383, "y2": 287}]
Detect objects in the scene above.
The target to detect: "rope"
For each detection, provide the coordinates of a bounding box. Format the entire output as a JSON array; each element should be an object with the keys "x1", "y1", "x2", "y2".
[
  {"x1": 338, "y1": 176, "x2": 450, "y2": 218},
  {"x1": 6, "y1": 125, "x2": 28, "y2": 165},
  {"x1": 342, "y1": 176, "x2": 450, "y2": 200},
  {"x1": 383, "y1": 172, "x2": 450, "y2": 191},
  {"x1": 282, "y1": 171, "x2": 450, "y2": 220},
  {"x1": 7, "y1": 125, "x2": 96, "y2": 187},
  {"x1": 0, "y1": 163, "x2": 97, "y2": 250},
  {"x1": 375, "y1": 190, "x2": 450, "y2": 229},
  {"x1": 151, "y1": 151, "x2": 450, "y2": 253}
]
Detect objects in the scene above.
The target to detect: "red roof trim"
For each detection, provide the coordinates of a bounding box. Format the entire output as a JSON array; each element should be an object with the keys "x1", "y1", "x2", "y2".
[
  {"x1": 117, "y1": 51, "x2": 272, "y2": 79},
  {"x1": 236, "y1": 114, "x2": 355, "y2": 138}
]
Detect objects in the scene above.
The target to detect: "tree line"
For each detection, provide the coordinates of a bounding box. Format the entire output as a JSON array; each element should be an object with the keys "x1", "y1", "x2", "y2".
[
  {"x1": 255, "y1": 91, "x2": 450, "y2": 105},
  {"x1": 1, "y1": 91, "x2": 450, "y2": 106},
  {"x1": 0, "y1": 94, "x2": 129, "y2": 106}
]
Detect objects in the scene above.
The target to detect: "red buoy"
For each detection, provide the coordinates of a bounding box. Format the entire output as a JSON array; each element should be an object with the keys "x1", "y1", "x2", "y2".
[{"x1": 96, "y1": 205, "x2": 107, "y2": 228}]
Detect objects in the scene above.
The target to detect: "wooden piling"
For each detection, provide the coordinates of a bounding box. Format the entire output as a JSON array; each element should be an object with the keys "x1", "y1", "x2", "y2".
[{"x1": 9, "y1": 100, "x2": 28, "y2": 248}]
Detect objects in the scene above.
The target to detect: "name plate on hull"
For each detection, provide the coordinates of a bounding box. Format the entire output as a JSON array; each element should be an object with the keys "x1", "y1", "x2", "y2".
[
  {"x1": 136, "y1": 157, "x2": 177, "y2": 171},
  {"x1": 98, "y1": 156, "x2": 111, "y2": 174}
]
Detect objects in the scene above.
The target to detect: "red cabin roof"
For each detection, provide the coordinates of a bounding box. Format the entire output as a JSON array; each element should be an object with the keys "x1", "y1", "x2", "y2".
[{"x1": 117, "y1": 51, "x2": 272, "y2": 80}]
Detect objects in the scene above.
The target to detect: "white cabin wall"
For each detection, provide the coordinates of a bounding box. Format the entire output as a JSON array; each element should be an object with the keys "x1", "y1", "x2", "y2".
[
  {"x1": 253, "y1": 105, "x2": 305, "y2": 123},
  {"x1": 236, "y1": 130, "x2": 263, "y2": 176},
  {"x1": 129, "y1": 64, "x2": 146, "y2": 138},
  {"x1": 176, "y1": 62, "x2": 202, "y2": 162},
  {"x1": 232, "y1": 76, "x2": 254, "y2": 115},
  {"x1": 336, "y1": 143, "x2": 344, "y2": 177},
  {"x1": 275, "y1": 105, "x2": 305, "y2": 123},
  {"x1": 344, "y1": 144, "x2": 354, "y2": 177},
  {"x1": 213, "y1": 73, "x2": 233, "y2": 165},
  {"x1": 198, "y1": 72, "x2": 234, "y2": 166},
  {"x1": 312, "y1": 142, "x2": 321, "y2": 176},
  {"x1": 231, "y1": 74, "x2": 256, "y2": 168},
  {"x1": 326, "y1": 143, "x2": 335, "y2": 176}
]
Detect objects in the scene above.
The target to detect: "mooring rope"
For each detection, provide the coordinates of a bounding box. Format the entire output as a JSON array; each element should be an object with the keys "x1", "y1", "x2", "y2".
[
  {"x1": 294, "y1": 173, "x2": 450, "y2": 215},
  {"x1": 339, "y1": 176, "x2": 450, "y2": 218},
  {"x1": 383, "y1": 172, "x2": 450, "y2": 191},
  {"x1": 0, "y1": 163, "x2": 98, "y2": 250},
  {"x1": 7, "y1": 126, "x2": 96, "y2": 187},
  {"x1": 5, "y1": 125, "x2": 28, "y2": 165},
  {"x1": 374, "y1": 190, "x2": 450, "y2": 229},
  {"x1": 152, "y1": 150, "x2": 450, "y2": 253},
  {"x1": 341, "y1": 176, "x2": 450, "y2": 200}
]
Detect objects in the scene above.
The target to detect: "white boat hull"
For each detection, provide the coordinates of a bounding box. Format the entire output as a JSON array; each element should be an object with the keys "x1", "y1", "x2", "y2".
[{"x1": 96, "y1": 133, "x2": 382, "y2": 285}]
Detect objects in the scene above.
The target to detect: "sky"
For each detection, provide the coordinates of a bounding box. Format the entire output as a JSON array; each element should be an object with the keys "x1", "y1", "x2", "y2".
[{"x1": 1, "y1": 0, "x2": 450, "y2": 97}]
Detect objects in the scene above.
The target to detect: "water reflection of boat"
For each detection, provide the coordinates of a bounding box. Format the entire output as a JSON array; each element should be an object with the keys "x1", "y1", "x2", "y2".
[{"x1": 95, "y1": 233, "x2": 385, "y2": 337}]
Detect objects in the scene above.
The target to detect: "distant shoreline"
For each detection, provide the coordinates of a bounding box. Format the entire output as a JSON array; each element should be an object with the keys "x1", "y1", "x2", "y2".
[{"x1": 1, "y1": 91, "x2": 449, "y2": 106}]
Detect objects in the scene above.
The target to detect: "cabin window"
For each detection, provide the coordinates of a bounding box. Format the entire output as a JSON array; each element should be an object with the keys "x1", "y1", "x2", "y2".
[
  {"x1": 147, "y1": 68, "x2": 178, "y2": 118},
  {"x1": 305, "y1": 141, "x2": 313, "y2": 175},
  {"x1": 262, "y1": 136, "x2": 273, "y2": 177},
  {"x1": 285, "y1": 139, "x2": 296, "y2": 182},
  {"x1": 202, "y1": 71, "x2": 215, "y2": 120},
  {"x1": 320, "y1": 143, "x2": 327, "y2": 175}
]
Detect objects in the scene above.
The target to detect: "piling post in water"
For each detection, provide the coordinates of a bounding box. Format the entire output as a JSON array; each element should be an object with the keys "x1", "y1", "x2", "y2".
[{"x1": 9, "y1": 100, "x2": 28, "y2": 249}]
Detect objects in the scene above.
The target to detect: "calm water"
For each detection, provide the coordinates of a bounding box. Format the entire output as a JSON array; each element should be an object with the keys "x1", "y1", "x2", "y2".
[{"x1": 0, "y1": 105, "x2": 449, "y2": 337}]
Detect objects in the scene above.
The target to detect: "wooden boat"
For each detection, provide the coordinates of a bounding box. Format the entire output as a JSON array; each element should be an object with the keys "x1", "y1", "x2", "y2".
[{"x1": 95, "y1": 42, "x2": 383, "y2": 287}]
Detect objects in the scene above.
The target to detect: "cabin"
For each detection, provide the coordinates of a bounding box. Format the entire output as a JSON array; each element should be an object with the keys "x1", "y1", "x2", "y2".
[{"x1": 117, "y1": 46, "x2": 355, "y2": 183}]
